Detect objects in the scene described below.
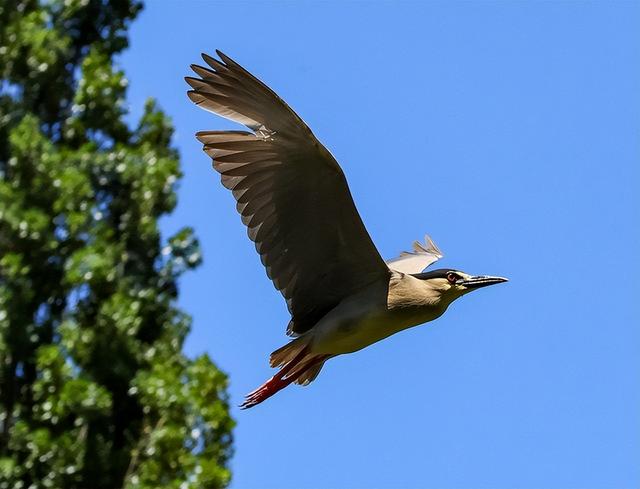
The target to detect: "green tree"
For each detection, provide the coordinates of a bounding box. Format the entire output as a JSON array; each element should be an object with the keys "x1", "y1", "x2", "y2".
[{"x1": 0, "y1": 1, "x2": 234, "y2": 488}]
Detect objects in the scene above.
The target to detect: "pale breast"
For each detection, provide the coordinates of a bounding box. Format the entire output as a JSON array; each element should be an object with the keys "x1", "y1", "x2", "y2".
[{"x1": 310, "y1": 273, "x2": 446, "y2": 355}]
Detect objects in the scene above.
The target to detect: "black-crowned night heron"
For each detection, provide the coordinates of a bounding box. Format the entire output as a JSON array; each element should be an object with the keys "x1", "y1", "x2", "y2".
[{"x1": 186, "y1": 51, "x2": 507, "y2": 409}]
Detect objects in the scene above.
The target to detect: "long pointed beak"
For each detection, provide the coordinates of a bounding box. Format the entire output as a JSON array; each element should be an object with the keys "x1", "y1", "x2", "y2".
[{"x1": 459, "y1": 275, "x2": 508, "y2": 289}]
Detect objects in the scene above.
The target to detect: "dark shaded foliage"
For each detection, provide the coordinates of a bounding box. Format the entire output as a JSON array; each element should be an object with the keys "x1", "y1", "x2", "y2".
[{"x1": 0, "y1": 1, "x2": 233, "y2": 488}]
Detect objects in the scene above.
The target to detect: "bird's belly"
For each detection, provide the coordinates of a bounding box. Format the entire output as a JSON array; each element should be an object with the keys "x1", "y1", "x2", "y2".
[{"x1": 310, "y1": 303, "x2": 442, "y2": 355}]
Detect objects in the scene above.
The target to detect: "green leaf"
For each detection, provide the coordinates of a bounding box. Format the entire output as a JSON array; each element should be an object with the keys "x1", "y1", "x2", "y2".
[{"x1": 0, "y1": 1, "x2": 232, "y2": 488}]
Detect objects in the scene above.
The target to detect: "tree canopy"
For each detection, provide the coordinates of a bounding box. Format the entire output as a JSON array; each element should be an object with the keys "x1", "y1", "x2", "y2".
[{"x1": 0, "y1": 1, "x2": 233, "y2": 488}]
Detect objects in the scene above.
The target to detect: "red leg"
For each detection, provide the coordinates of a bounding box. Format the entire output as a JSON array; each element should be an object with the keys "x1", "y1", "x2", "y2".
[{"x1": 240, "y1": 354, "x2": 329, "y2": 409}]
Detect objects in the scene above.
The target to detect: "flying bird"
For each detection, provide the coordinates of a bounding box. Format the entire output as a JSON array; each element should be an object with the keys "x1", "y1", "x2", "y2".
[{"x1": 185, "y1": 51, "x2": 507, "y2": 409}]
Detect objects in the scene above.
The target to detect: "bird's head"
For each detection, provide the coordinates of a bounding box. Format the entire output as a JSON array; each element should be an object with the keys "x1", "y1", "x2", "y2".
[{"x1": 412, "y1": 268, "x2": 508, "y2": 305}]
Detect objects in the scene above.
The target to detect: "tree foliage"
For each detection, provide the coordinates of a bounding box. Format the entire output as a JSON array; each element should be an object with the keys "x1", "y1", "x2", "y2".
[{"x1": 0, "y1": 1, "x2": 233, "y2": 488}]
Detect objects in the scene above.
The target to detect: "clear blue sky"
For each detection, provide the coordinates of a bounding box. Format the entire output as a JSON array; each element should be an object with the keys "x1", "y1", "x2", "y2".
[{"x1": 120, "y1": 2, "x2": 640, "y2": 488}]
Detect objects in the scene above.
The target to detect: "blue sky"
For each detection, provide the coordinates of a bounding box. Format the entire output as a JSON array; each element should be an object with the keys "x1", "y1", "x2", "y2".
[{"x1": 120, "y1": 2, "x2": 640, "y2": 488}]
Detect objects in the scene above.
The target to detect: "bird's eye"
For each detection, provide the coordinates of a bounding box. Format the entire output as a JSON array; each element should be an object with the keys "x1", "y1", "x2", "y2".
[{"x1": 447, "y1": 272, "x2": 459, "y2": 284}]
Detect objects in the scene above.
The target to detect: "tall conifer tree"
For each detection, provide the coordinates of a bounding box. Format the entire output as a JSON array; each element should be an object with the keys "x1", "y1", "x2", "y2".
[{"x1": 0, "y1": 2, "x2": 233, "y2": 488}]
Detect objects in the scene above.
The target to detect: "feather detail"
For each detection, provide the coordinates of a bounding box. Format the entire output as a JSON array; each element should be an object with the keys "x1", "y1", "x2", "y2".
[{"x1": 386, "y1": 235, "x2": 444, "y2": 274}]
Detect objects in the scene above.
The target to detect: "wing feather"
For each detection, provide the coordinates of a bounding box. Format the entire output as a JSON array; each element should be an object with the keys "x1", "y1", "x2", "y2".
[
  {"x1": 386, "y1": 236, "x2": 444, "y2": 274},
  {"x1": 187, "y1": 51, "x2": 390, "y2": 335}
]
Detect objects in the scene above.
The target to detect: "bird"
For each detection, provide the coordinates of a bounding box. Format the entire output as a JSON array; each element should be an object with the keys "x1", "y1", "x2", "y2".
[{"x1": 185, "y1": 50, "x2": 507, "y2": 409}]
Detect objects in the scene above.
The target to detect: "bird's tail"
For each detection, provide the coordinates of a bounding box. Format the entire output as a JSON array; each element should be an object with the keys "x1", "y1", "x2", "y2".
[
  {"x1": 240, "y1": 338, "x2": 329, "y2": 409},
  {"x1": 269, "y1": 335, "x2": 309, "y2": 369}
]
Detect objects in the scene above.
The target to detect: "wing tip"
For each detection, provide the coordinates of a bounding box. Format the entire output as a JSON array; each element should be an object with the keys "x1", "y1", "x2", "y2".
[
  {"x1": 424, "y1": 235, "x2": 444, "y2": 257},
  {"x1": 184, "y1": 76, "x2": 199, "y2": 88},
  {"x1": 186, "y1": 90, "x2": 203, "y2": 104},
  {"x1": 201, "y1": 51, "x2": 223, "y2": 70},
  {"x1": 410, "y1": 235, "x2": 443, "y2": 258}
]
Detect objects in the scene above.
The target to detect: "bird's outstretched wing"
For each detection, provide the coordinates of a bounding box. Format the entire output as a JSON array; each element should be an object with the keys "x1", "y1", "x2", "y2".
[
  {"x1": 186, "y1": 51, "x2": 390, "y2": 336},
  {"x1": 386, "y1": 236, "x2": 443, "y2": 274}
]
